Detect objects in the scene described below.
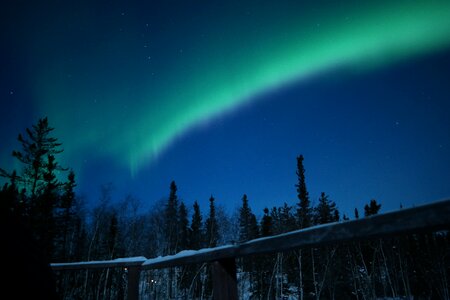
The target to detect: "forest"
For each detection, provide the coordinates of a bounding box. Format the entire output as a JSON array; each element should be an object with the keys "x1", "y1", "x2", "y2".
[{"x1": 1, "y1": 118, "x2": 449, "y2": 299}]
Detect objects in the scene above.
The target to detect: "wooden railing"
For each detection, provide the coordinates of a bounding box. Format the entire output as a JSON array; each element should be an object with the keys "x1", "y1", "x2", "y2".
[{"x1": 51, "y1": 199, "x2": 450, "y2": 300}]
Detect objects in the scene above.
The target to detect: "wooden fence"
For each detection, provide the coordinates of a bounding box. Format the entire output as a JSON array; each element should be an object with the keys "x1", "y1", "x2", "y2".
[{"x1": 51, "y1": 199, "x2": 450, "y2": 300}]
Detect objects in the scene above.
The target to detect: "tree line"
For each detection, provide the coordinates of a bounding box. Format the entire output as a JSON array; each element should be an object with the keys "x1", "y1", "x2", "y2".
[{"x1": 1, "y1": 118, "x2": 448, "y2": 299}]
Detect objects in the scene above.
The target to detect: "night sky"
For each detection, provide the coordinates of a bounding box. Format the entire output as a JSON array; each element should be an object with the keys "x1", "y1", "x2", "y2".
[{"x1": 1, "y1": 0, "x2": 450, "y2": 216}]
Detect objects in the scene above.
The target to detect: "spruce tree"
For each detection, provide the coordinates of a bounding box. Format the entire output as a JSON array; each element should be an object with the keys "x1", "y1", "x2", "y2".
[
  {"x1": 333, "y1": 208, "x2": 340, "y2": 222},
  {"x1": 256, "y1": 207, "x2": 275, "y2": 298},
  {"x1": 294, "y1": 155, "x2": 314, "y2": 299},
  {"x1": 239, "y1": 194, "x2": 258, "y2": 242},
  {"x1": 163, "y1": 181, "x2": 179, "y2": 298},
  {"x1": 364, "y1": 199, "x2": 381, "y2": 217},
  {"x1": 190, "y1": 201, "x2": 203, "y2": 250},
  {"x1": 296, "y1": 155, "x2": 311, "y2": 229},
  {"x1": 164, "y1": 181, "x2": 179, "y2": 255},
  {"x1": 205, "y1": 195, "x2": 219, "y2": 247},
  {"x1": 270, "y1": 206, "x2": 281, "y2": 234},
  {"x1": 280, "y1": 203, "x2": 297, "y2": 232},
  {"x1": 58, "y1": 170, "x2": 76, "y2": 261},
  {"x1": 0, "y1": 171, "x2": 20, "y2": 215},
  {"x1": 0, "y1": 118, "x2": 68, "y2": 261},
  {"x1": 177, "y1": 201, "x2": 190, "y2": 294},
  {"x1": 261, "y1": 207, "x2": 273, "y2": 237},
  {"x1": 178, "y1": 201, "x2": 189, "y2": 251},
  {"x1": 312, "y1": 193, "x2": 341, "y2": 298},
  {"x1": 314, "y1": 192, "x2": 338, "y2": 225},
  {"x1": 185, "y1": 201, "x2": 203, "y2": 298},
  {"x1": 1, "y1": 117, "x2": 65, "y2": 197},
  {"x1": 354, "y1": 207, "x2": 360, "y2": 219},
  {"x1": 249, "y1": 214, "x2": 259, "y2": 240},
  {"x1": 238, "y1": 194, "x2": 259, "y2": 295},
  {"x1": 35, "y1": 154, "x2": 60, "y2": 260},
  {"x1": 204, "y1": 195, "x2": 219, "y2": 298}
]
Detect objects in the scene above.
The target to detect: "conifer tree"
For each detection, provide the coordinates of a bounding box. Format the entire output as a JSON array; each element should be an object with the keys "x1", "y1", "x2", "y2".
[
  {"x1": 364, "y1": 199, "x2": 381, "y2": 217},
  {"x1": 177, "y1": 201, "x2": 190, "y2": 294},
  {"x1": 0, "y1": 117, "x2": 65, "y2": 197},
  {"x1": 205, "y1": 195, "x2": 219, "y2": 247},
  {"x1": 249, "y1": 214, "x2": 259, "y2": 239},
  {"x1": 280, "y1": 202, "x2": 297, "y2": 232},
  {"x1": 58, "y1": 170, "x2": 77, "y2": 261},
  {"x1": 164, "y1": 181, "x2": 179, "y2": 255},
  {"x1": 333, "y1": 208, "x2": 340, "y2": 222},
  {"x1": 163, "y1": 181, "x2": 179, "y2": 298},
  {"x1": 270, "y1": 206, "x2": 282, "y2": 234},
  {"x1": 178, "y1": 201, "x2": 189, "y2": 251},
  {"x1": 239, "y1": 194, "x2": 258, "y2": 242},
  {"x1": 296, "y1": 155, "x2": 311, "y2": 229},
  {"x1": 312, "y1": 193, "x2": 341, "y2": 299},
  {"x1": 314, "y1": 192, "x2": 338, "y2": 225},
  {"x1": 185, "y1": 201, "x2": 203, "y2": 298},
  {"x1": 260, "y1": 207, "x2": 273, "y2": 237},
  {"x1": 238, "y1": 194, "x2": 259, "y2": 295},
  {"x1": 190, "y1": 201, "x2": 203, "y2": 250},
  {"x1": 35, "y1": 154, "x2": 61, "y2": 259},
  {"x1": 0, "y1": 171, "x2": 19, "y2": 215},
  {"x1": 0, "y1": 118, "x2": 68, "y2": 261},
  {"x1": 256, "y1": 207, "x2": 275, "y2": 298},
  {"x1": 204, "y1": 195, "x2": 220, "y2": 298},
  {"x1": 294, "y1": 155, "x2": 314, "y2": 299}
]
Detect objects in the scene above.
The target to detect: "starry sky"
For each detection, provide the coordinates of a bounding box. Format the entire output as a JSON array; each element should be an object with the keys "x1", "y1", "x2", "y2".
[{"x1": 1, "y1": 0, "x2": 450, "y2": 216}]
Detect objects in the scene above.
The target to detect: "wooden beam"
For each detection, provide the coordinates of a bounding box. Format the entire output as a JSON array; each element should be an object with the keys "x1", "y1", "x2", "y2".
[
  {"x1": 127, "y1": 266, "x2": 141, "y2": 300},
  {"x1": 239, "y1": 198, "x2": 450, "y2": 256},
  {"x1": 212, "y1": 258, "x2": 238, "y2": 300}
]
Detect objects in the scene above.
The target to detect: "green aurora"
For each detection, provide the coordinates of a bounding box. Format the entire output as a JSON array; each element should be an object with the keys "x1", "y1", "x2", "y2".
[{"x1": 26, "y1": 1, "x2": 450, "y2": 173}]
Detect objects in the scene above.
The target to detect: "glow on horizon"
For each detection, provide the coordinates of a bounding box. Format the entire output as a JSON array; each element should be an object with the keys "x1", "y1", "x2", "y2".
[{"x1": 35, "y1": 0, "x2": 450, "y2": 173}]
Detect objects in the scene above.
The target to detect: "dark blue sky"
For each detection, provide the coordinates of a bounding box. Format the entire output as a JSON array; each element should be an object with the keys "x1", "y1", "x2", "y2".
[
  {"x1": 1, "y1": 0, "x2": 450, "y2": 217},
  {"x1": 76, "y1": 48, "x2": 450, "y2": 216}
]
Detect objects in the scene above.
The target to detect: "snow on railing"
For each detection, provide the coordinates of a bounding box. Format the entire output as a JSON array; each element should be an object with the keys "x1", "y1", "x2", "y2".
[{"x1": 51, "y1": 256, "x2": 147, "y2": 270}]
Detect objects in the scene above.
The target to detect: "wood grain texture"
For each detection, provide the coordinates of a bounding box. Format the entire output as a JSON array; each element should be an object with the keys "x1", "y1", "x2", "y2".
[
  {"x1": 127, "y1": 266, "x2": 141, "y2": 300},
  {"x1": 212, "y1": 258, "x2": 238, "y2": 300}
]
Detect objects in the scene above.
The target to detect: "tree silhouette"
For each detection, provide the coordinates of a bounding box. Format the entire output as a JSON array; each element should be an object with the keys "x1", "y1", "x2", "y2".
[
  {"x1": 2, "y1": 117, "x2": 65, "y2": 197},
  {"x1": 190, "y1": 201, "x2": 203, "y2": 250},
  {"x1": 205, "y1": 195, "x2": 219, "y2": 248},
  {"x1": 238, "y1": 194, "x2": 258, "y2": 242},
  {"x1": 164, "y1": 181, "x2": 179, "y2": 255},
  {"x1": 364, "y1": 199, "x2": 382, "y2": 217},
  {"x1": 296, "y1": 155, "x2": 311, "y2": 229},
  {"x1": 314, "y1": 192, "x2": 338, "y2": 225}
]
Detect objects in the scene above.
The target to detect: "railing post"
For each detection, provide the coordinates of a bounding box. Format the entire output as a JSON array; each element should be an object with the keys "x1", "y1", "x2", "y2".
[
  {"x1": 211, "y1": 257, "x2": 238, "y2": 300},
  {"x1": 127, "y1": 266, "x2": 140, "y2": 300}
]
